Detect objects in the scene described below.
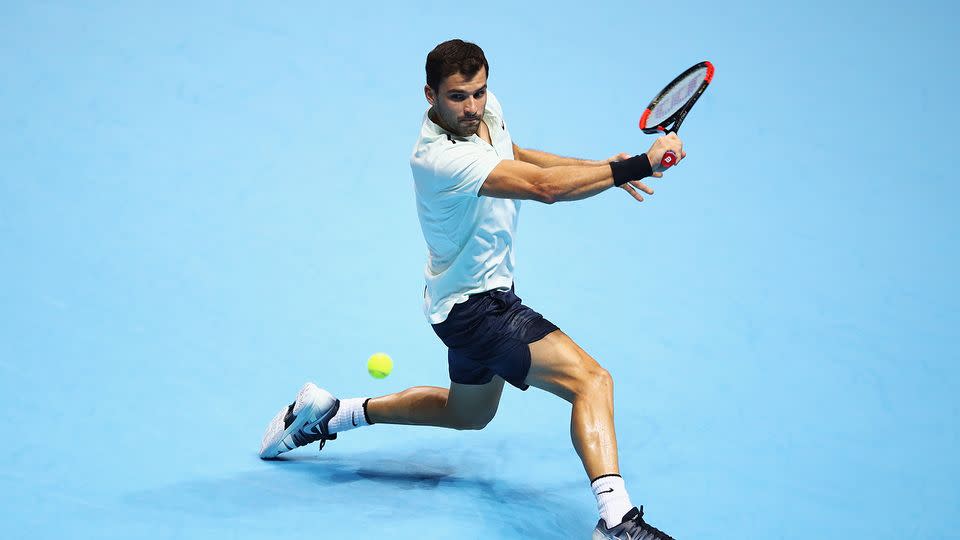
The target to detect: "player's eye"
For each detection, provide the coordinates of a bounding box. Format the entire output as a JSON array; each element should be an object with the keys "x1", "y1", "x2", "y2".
[
  {"x1": 474, "y1": 90, "x2": 486, "y2": 98},
  {"x1": 449, "y1": 94, "x2": 466, "y2": 101}
]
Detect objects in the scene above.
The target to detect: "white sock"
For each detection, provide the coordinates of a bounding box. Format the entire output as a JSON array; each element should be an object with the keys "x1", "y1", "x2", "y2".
[
  {"x1": 326, "y1": 397, "x2": 372, "y2": 434},
  {"x1": 591, "y1": 474, "x2": 634, "y2": 528}
]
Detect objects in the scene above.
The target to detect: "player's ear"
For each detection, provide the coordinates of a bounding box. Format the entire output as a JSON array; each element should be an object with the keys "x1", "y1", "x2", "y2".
[{"x1": 424, "y1": 85, "x2": 436, "y2": 106}]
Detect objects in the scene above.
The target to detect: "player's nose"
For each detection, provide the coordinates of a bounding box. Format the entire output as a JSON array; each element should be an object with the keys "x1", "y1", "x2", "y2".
[{"x1": 463, "y1": 97, "x2": 478, "y2": 114}]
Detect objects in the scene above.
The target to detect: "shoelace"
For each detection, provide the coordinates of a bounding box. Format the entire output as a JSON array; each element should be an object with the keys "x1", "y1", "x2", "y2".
[
  {"x1": 290, "y1": 424, "x2": 337, "y2": 449},
  {"x1": 317, "y1": 433, "x2": 337, "y2": 451}
]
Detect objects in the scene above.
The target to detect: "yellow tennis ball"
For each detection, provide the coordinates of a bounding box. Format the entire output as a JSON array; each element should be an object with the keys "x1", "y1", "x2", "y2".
[{"x1": 367, "y1": 353, "x2": 393, "y2": 379}]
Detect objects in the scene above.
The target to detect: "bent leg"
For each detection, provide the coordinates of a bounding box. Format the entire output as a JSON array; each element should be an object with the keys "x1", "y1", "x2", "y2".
[
  {"x1": 365, "y1": 377, "x2": 505, "y2": 431},
  {"x1": 525, "y1": 330, "x2": 619, "y2": 479}
]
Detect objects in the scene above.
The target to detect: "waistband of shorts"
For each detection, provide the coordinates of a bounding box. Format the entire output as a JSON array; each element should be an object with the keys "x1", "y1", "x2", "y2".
[{"x1": 432, "y1": 283, "x2": 516, "y2": 330}]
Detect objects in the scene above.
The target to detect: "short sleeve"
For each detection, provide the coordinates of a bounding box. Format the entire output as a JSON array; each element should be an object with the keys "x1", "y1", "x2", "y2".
[{"x1": 430, "y1": 142, "x2": 501, "y2": 198}]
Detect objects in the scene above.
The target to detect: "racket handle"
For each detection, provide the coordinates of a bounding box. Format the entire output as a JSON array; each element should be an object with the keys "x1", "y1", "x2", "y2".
[{"x1": 661, "y1": 150, "x2": 677, "y2": 168}]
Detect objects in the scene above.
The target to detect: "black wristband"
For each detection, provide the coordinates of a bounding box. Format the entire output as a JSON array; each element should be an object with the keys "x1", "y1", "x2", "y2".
[
  {"x1": 362, "y1": 398, "x2": 374, "y2": 425},
  {"x1": 610, "y1": 154, "x2": 653, "y2": 187}
]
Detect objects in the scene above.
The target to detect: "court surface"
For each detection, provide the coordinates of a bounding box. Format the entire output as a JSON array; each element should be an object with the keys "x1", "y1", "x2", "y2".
[{"x1": 2, "y1": 2, "x2": 957, "y2": 538}]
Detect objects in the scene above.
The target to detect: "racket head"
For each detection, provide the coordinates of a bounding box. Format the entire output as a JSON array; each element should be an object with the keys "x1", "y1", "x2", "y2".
[{"x1": 639, "y1": 61, "x2": 714, "y2": 134}]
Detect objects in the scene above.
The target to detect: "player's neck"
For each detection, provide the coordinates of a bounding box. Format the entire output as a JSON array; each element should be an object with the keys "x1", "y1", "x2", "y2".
[{"x1": 476, "y1": 120, "x2": 492, "y2": 145}]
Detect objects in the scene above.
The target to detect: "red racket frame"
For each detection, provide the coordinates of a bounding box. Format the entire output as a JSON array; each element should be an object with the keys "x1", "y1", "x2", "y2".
[{"x1": 639, "y1": 61, "x2": 714, "y2": 168}]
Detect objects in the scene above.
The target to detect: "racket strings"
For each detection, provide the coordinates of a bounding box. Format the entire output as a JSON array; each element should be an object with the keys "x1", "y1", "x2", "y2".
[{"x1": 647, "y1": 68, "x2": 709, "y2": 126}]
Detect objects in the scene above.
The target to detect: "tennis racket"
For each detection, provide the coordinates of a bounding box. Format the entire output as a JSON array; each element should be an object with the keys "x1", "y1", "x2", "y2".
[{"x1": 639, "y1": 61, "x2": 714, "y2": 168}]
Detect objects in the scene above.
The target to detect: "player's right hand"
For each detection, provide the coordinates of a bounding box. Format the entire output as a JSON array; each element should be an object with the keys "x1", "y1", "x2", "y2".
[{"x1": 646, "y1": 133, "x2": 686, "y2": 172}]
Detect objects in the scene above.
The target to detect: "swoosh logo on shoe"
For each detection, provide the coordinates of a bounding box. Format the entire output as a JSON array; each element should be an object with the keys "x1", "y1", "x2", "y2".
[{"x1": 302, "y1": 419, "x2": 325, "y2": 435}]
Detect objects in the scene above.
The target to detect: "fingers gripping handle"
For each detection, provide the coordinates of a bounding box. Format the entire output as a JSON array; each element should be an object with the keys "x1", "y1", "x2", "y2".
[
  {"x1": 660, "y1": 127, "x2": 679, "y2": 168},
  {"x1": 661, "y1": 151, "x2": 677, "y2": 168}
]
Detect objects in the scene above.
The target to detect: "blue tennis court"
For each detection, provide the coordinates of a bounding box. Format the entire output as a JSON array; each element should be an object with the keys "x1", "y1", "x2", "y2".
[{"x1": 2, "y1": 2, "x2": 957, "y2": 538}]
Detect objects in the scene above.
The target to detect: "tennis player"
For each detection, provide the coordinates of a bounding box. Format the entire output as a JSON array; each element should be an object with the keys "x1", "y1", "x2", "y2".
[{"x1": 260, "y1": 39, "x2": 684, "y2": 539}]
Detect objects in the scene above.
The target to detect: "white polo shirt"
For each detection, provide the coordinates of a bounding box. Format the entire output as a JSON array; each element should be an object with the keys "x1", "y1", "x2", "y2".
[{"x1": 410, "y1": 91, "x2": 520, "y2": 324}]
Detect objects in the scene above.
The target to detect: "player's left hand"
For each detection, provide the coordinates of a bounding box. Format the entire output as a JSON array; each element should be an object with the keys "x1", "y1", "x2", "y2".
[{"x1": 619, "y1": 178, "x2": 654, "y2": 202}]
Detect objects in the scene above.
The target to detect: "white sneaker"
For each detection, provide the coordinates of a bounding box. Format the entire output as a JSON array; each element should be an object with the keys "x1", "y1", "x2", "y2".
[{"x1": 259, "y1": 382, "x2": 339, "y2": 459}]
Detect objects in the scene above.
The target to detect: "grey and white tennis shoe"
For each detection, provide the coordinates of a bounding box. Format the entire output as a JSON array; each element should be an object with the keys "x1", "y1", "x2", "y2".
[
  {"x1": 592, "y1": 506, "x2": 675, "y2": 540},
  {"x1": 259, "y1": 382, "x2": 339, "y2": 459}
]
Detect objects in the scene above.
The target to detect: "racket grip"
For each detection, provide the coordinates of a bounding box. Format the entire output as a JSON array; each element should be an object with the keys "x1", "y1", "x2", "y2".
[{"x1": 661, "y1": 151, "x2": 677, "y2": 168}]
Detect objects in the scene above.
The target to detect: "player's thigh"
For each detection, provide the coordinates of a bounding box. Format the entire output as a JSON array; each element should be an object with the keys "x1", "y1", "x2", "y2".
[
  {"x1": 445, "y1": 376, "x2": 505, "y2": 427},
  {"x1": 525, "y1": 330, "x2": 607, "y2": 402}
]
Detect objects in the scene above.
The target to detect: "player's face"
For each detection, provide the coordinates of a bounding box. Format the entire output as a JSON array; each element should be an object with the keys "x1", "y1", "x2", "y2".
[{"x1": 426, "y1": 68, "x2": 488, "y2": 137}]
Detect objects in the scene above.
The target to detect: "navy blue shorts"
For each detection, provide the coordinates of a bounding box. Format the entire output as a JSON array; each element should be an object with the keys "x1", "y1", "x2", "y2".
[{"x1": 431, "y1": 284, "x2": 559, "y2": 390}]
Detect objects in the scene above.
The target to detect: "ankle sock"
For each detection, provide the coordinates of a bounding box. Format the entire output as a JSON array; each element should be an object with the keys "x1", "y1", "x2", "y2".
[
  {"x1": 327, "y1": 397, "x2": 372, "y2": 434},
  {"x1": 591, "y1": 473, "x2": 634, "y2": 527}
]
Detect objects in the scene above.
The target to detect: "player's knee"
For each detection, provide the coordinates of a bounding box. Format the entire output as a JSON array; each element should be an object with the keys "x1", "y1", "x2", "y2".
[
  {"x1": 574, "y1": 364, "x2": 613, "y2": 398},
  {"x1": 594, "y1": 366, "x2": 613, "y2": 394}
]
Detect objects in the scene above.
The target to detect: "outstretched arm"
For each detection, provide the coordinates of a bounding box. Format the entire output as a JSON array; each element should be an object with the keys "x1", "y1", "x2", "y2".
[
  {"x1": 486, "y1": 134, "x2": 685, "y2": 204},
  {"x1": 480, "y1": 160, "x2": 625, "y2": 204},
  {"x1": 513, "y1": 144, "x2": 629, "y2": 167}
]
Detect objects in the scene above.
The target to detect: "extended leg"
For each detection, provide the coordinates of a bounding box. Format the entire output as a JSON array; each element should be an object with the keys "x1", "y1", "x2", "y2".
[
  {"x1": 365, "y1": 377, "x2": 505, "y2": 430},
  {"x1": 525, "y1": 329, "x2": 618, "y2": 479},
  {"x1": 259, "y1": 378, "x2": 503, "y2": 459},
  {"x1": 522, "y1": 329, "x2": 654, "y2": 535}
]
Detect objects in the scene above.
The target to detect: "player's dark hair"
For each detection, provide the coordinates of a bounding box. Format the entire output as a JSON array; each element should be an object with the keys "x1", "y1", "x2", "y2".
[{"x1": 425, "y1": 39, "x2": 489, "y2": 92}]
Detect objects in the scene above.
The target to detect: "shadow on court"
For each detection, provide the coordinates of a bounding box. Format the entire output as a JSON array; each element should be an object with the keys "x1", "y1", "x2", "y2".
[{"x1": 124, "y1": 449, "x2": 591, "y2": 538}]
